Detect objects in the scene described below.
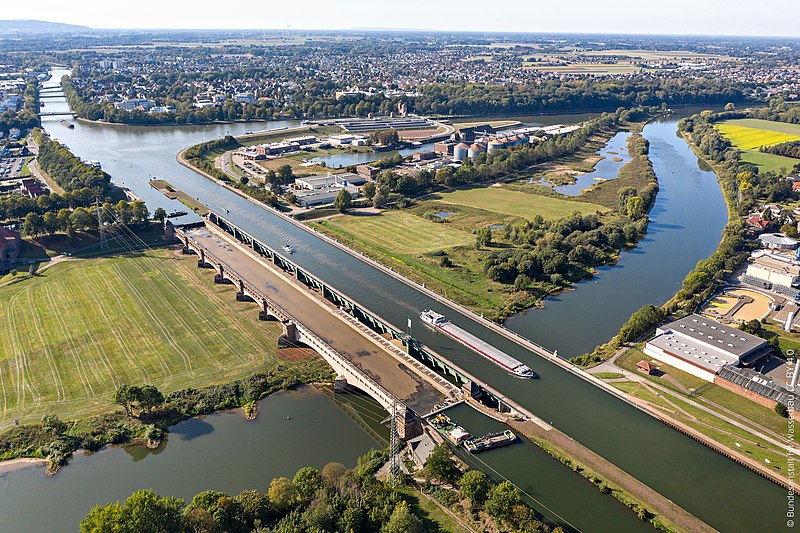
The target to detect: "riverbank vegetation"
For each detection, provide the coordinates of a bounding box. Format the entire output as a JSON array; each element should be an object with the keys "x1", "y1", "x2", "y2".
[
  {"x1": 0, "y1": 247, "x2": 336, "y2": 470},
  {"x1": 571, "y1": 105, "x2": 800, "y2": 365},
  {"x1": 313, "y1": 113, "x2": 659, "y2": 319},
  {"x1": 80, "y1": 445, "x2": 567, "y2": 533}
]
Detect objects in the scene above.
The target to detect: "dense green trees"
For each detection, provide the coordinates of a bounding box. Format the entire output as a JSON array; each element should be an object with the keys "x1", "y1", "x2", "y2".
[
  {"x1": 458, "y1": 469, "x2": 491, "y2": 507},
  {"x1": 424, "y1": 443, "x2": 459, "y2": 484},
  {"x1": 113, "y1": 384, "x2": 165, "y2": 417},
  {"x1": 334, "y1": 188, "x2": 352, "y2": 213},
  {"x1": 34, "y1": 129, "x2": 113, "y2": 196},
  {"x1": 63, "y1": 68, "x2": 750, "y2": 125},
  {"x1": 81, "y1": 453, "x2": 407, "y2": 533},
  {"x1": 82, "y1": 489, "x2": 183, "y2": 533},
  {"x1": 617, "y1": 305, "x2": 664, "y2": 343}
]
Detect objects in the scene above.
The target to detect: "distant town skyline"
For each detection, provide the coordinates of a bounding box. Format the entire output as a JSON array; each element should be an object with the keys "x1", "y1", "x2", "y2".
[{"x1": 15, "y1": 0, "x2": 800, "y2": 37}]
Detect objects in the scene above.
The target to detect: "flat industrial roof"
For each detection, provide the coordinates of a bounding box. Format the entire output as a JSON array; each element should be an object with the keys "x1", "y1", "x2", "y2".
[
  {"x1": 749, "y1": 253, "x2": 800, "y2": 276},
  {"x1": 656, "y1": 314, "x2": 767, "y2": 358},
  {"x1": 647, "y1": 332, "x2": 740, "y2": 374}
]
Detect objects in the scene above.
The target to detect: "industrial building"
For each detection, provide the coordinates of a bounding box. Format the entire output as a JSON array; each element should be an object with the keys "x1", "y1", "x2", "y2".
[
  {"x1": 356, "y1": 164, "x2": 380, "y2": 181},
  {"x1": 294, "y1": 173, "x2": 364, "y2": 190},
  {"x1": 758, "y1": 232, "x2": 799, "y2": 250},
  {"x1": 742, "y1": 250, "x2": 800, "y2": 297},
  {"x1": 643, "y1": 314, "x2": 771, "y2": 382},
  {"x1": 293, "y1": 173, "x2": 362, "y2": 208}
]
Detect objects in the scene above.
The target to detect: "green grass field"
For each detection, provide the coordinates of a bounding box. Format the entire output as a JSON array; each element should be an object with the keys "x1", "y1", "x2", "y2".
[
  {"x1": 0, "y1": 249, "x2": 284, "y2": 430},
  {"x1": 716, "y1": 119, "x2": 800, "y2": 150},
  {"x1": 740, "y1": 150, "x2": 799, "y2": 174},
  {"x1": 318, "y1": 211, "x2": 474, "y2": 254},
  {"x1": 429, "y1": 187, "x2": 607, "y2": 220}
]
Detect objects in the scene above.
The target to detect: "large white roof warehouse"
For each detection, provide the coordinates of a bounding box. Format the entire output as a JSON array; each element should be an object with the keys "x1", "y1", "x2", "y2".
[{"x1": 643, "y1": 314, "x2": 771, "y2": 382}]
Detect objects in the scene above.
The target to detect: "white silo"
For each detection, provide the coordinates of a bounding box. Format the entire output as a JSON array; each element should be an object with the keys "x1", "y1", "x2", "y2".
[{"x1": 453, "y1": 142, "x2": 469, "y2": 161}]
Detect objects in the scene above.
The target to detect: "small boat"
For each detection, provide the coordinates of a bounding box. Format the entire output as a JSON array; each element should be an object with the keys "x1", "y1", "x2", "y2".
[
  {"x1": 429, "y1": 414, "x2": 471, "y2": 445},
  {"x1": 283, "y1": 244, "x2": 294, "y2": 254}
]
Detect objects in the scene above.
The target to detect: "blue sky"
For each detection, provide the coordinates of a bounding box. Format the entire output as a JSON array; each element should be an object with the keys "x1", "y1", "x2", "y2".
[{"x1": 23, "y1": 0, "x2": 800, "y2": 37}]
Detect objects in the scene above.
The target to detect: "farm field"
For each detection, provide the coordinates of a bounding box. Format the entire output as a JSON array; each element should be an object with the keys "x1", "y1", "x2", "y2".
[
  {"x1": 316, "y1": 210, "x2": 474, "y2": 255},
  {"x1": 0, "y1": 249, "x2": 285, "y2": 430},
  {"x1": 429, "y1": 186, "x2": 607, "y2": 220},
  {"x1": 740, "y1": 150, "x2": 799, "y2": 174},
  {"x1": 716, "y1": 119, "x2": 800, "y2": 150}
]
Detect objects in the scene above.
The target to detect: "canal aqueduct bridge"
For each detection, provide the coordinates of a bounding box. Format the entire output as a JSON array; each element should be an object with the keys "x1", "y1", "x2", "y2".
[{"x1": 174, "y1": 213, "x2": 540, "y2": 439}]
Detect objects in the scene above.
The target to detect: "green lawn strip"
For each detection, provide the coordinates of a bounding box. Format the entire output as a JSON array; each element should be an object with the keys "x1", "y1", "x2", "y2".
[
  {"x1": 617, "y1": 347, "x2": 788, "y2": 437},
  {"x1": 0, "y1": 250, "x2": 284, "y2": 429},
  {"x1": 319, "y1": 211, "x2": 474, "y2": 254},
  {"x1": 611, "y1": 379, "x2": 786, "y2": 470},
  {"x1": 20, "y1": 156, "x2": 33, "y2": 176},
  {"x1": 740, "y1": 150, "x2": 798, "y2": 174},
  {"x1": 594, "y1": 372, "x2": 625, "y2": 379},
  {"x1": 681, "y1": 420, "x2": 786, "y2": 473},
  {"x1": 312, "y1": 219, "x2": 506, "y2": 314},
  {"x1": 695, "y1": 385, "x2": 789, "y2": 437},
  {"x1": 396, "y1": 486, "x2": 473, "y2": 533},
  {"x1": 615, "y1": 347, "x2": 707, "y2": 393},
  {"x1": 429, "y1": 187, "x2": 606, "y2": 221},
  {"x1": 610, "y1": 381, "x2": 676, "y2": 411}
]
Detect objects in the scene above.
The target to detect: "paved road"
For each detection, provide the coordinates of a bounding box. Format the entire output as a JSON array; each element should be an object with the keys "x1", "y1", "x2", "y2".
[{"x1": 186, "y1": 227, "x2": 445, "y2": 413}]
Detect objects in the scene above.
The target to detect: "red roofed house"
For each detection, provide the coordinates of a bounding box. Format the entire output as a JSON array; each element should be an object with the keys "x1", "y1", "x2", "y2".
[
  {"x1": 746, "y1": 215, "x2": 770, "y2": 233},
  {"x1": 635, "y1": 360, "x2": 656, "y2": 375}
]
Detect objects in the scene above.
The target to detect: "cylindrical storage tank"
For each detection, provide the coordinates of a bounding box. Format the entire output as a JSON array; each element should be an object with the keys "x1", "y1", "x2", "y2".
[
  {"x1": 468, "y1": 143, "x2": 485, "y2": 159},
  {"x1": 487, "y1": 139, "x2": 504, "y2": 153},
  {"x1": 453, "y1": 142, "x2": 469, "y2": 161}
]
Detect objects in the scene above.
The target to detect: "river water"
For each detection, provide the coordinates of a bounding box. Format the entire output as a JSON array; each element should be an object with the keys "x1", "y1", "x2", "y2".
[
  {"x1": 0, "y1": 386, "x2": 384, "y2": 533},
  {"x1": 10, "y1": 73, "x2": 787, "y2": 532}
]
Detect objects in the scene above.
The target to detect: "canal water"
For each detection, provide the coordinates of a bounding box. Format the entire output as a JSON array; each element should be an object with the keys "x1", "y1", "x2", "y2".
[
  {"x1": 23, "y1": 74, "x2": 788, "y2": 532},
  {"x1": 0, "y1": 386, "x2": 385, "y2": 533}
]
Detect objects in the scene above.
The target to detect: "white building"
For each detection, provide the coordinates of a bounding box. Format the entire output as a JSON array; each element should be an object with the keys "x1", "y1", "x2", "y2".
[
  {"x1": 745, "y1": 251, "x2": 800, "y2": 289},
  {"x1": 759, "y1": 233, "x2": 799, "y2": 250},
  {"x1": 234, "y1": 93, "x2": 255, "y2": 104},
  {"x1": 643, "y1": 314, "x2": 771, "y2": 382},
  {"x1": 115, "y1": 99, "x2": 156, "y2": 112}
]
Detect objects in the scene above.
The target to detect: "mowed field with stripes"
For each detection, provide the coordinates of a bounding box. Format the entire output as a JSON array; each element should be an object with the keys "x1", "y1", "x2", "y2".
[
  {"x1": 0, "y1": 249, "x2": 284, "y2": 430},
  {"x1": 716, "y1": 119, "x2": 800, "y2": 150}
]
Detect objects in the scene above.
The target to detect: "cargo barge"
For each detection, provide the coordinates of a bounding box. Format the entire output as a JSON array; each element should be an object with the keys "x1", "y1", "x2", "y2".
[
  {"x1": 420, "y1": 310, "x2": 537, "y2": 378},
  {"x1": 463, "y1": 430, "x2": 517, "y2": 453}
]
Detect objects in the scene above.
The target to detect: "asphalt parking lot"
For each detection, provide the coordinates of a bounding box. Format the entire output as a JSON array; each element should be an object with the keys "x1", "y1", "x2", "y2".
[{"x1": 0, "y1": 157, "x2": 27, "y2": 181}]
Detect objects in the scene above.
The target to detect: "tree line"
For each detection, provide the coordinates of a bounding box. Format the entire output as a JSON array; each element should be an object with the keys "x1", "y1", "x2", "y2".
[
  {"x1": 62, "y1": 65, "x2": 750, "y2": 125},
  {"x1": 80, "y1": 441, "x2": 566, "y2": 533},
  {"x1": 359, "y1": 108, "x2": 646, "y2": 209},
  {"x1": 34, "y1": 129, "x2": 113, "y2": 197},
  {"x1": 572, "y1": 105, "x2": 791, "y2": 365}
]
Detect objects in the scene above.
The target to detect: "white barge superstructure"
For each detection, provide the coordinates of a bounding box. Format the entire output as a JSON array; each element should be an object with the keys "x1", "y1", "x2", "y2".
[{"x1": 420, "y1": 310, "x2": 537, "y2": 378}]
